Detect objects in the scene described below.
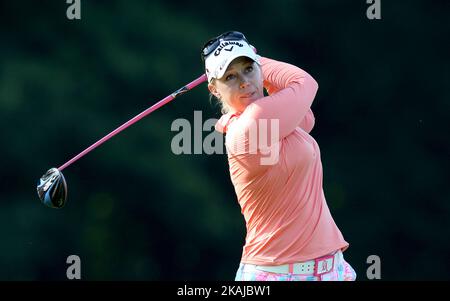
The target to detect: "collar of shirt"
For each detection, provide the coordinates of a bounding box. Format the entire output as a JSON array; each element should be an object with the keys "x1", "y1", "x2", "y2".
[{"x1": 215, "y1": 111, "x2": 241, "y2": 134}]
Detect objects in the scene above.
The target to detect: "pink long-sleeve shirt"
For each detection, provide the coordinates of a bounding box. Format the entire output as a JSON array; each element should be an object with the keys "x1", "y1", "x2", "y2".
[{"x1": 215, "y1": 57, "x2": 349, "y2": 265}]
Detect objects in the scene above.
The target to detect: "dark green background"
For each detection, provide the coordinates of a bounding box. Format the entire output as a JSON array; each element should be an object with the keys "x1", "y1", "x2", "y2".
[{"x1": 1, "y1": 0, "x2": 449, "y2": 280}]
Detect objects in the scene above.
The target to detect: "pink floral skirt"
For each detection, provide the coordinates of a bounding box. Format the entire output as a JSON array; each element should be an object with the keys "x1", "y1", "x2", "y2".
[{"x1": 235, "y1": 251, "x2": 357, "y2": 281}]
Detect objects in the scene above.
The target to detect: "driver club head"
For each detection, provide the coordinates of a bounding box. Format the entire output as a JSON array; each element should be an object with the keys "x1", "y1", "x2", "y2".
[{"x1": 37, "y1": 168, "x2": 67, "y2": 209}]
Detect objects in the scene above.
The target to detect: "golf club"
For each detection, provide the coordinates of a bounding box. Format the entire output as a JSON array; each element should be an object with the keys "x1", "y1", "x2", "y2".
[{"x1": 37, "y1": 74, "x2": 207, "y2": 208}]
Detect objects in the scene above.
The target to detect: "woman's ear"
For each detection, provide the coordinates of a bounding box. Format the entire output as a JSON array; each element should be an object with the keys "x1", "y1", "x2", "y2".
[{"x1": 208, "y1": 83, "x2": 221, "y2": 99}]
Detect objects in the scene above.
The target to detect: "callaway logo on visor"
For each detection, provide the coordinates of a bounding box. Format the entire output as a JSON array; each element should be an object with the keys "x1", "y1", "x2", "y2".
[
  {"x1": 214, "y1": 41, "x2": 244, "y2": 56},
  {"x1": 203, "y1": 37, "x2": 259, "y2": 82}
]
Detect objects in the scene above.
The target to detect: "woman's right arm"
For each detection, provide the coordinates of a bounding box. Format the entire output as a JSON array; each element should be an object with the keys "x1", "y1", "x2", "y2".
[
  {"x1": 265, "y1": 76, "x2": 316, "y2": 134},
  {"x1": 245, "y1": 57, "x2": 319, "y2": 139}
]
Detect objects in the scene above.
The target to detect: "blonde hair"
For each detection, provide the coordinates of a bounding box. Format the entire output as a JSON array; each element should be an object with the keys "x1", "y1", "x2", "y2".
[{"x1": 209, "y1": 78, "x2": 232, "y2": 115}]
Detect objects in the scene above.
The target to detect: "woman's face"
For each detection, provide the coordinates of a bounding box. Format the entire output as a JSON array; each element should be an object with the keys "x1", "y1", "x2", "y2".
[{"x1": 208, "y1": 57, "x2": 264, "y2": 113}]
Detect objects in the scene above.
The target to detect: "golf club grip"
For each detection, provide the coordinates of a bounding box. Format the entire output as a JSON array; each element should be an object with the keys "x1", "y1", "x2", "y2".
[{"x1": 58, "y1": 74, "x2": 208, "y2": 171}]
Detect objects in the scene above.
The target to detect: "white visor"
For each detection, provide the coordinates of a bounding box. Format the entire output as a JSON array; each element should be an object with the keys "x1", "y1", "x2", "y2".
[{"x1": 204, "y1": 39, "x2": 260, "y2": 83}]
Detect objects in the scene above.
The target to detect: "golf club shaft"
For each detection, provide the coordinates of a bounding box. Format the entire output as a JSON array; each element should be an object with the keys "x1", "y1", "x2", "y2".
[{"x1": 58, "y1": 74, "x2": 208, "y2": 171}]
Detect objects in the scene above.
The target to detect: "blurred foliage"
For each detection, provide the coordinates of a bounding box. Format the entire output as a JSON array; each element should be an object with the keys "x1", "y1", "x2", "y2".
[{"x1": 0, "y1": 0, "x2": 449, "y2": 280}]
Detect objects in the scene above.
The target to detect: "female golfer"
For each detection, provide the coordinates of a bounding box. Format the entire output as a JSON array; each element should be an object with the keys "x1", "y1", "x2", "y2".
[{"x1": 201, "y1": 31, "x2": 356, "y2": 281}]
